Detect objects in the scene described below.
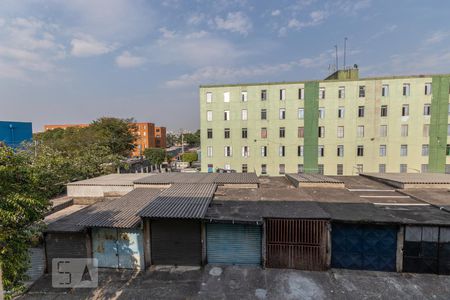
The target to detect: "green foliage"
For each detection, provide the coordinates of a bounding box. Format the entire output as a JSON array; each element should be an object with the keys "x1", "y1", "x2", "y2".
[
  {"x1": 0, "y1": 147, "x2": 49, "y2": 298},
  {"x1": 144, "y1": 148, "x2": 166, "y2": 165},
  {"x1": 166, "y1": 133, "x2": 179, "y2": 148},
  {"x1": 181, "y1": 152, "x2": 198, "y2": 164},
  {"x1": 183, "y1": 130, "x2": 200, "y2": 147}
]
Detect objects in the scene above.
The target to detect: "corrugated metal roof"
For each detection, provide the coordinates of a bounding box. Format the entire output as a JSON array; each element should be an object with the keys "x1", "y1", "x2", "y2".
[
  {"x1": 286, "y1": 174, "x2": 344, "y2": 184},
  {"x1": 67, "y1": 173, "x2": 152, "y2": 186},
  {"x1": 77, "y1": 188, "x2": 164, "y2": 228},
  {"x1": 362, "y1": 173, "x2": 450, "y2": 184},
  {"x1": 138, "y1": 183, "x2": 217, "y2": 219},
  {"x1": 134, "y1": 173, "x2": 259, "y2": 185}
]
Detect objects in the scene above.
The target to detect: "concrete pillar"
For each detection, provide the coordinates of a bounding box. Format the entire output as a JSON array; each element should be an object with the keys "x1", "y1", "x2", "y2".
[
  {"x1": 262, "y1": 220, "x2": 266, "y2": 268},
  {"x1": 201, "y1": 222, "x2": 207, "y2": 266},
  {"x1": 143, "y1": 219, "x2": 152, "y2": 268},
  {"x1": 396, "y1": 226, "x2": 404, "y2": 272}
]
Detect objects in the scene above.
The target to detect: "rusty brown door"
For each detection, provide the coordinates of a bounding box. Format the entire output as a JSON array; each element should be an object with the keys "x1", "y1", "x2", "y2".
[{"x1": 266, "y1": 219, "x2": 328, "y2": 270}]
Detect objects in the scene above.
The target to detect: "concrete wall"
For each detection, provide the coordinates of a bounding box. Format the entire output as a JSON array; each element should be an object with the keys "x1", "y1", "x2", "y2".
[{"x1": 67, "y1": 185, "x2": 134, "y2": 198}]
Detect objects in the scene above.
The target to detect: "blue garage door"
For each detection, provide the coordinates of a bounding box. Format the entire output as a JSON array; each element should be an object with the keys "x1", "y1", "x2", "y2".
[
  {"x1": 331, "y1": 223, "x2": 397, "y2": 271},
  {"x1": 207, "y1": 223, "x2": 261, "y2": 265}
]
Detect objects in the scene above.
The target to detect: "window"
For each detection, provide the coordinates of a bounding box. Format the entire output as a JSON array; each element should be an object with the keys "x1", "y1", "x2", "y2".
[
  {"x1": 358, "y1": 106, "x2": 365, "y2": 117},
  {"x1": 337, "y1": 126, "x2": 344, "y2": 138},
  {"x1": 381, "y1": 105, "x2": 388, "y2": 117},
  {"x1": 379, "y1": 145, "x2": 386, "y2": 157},
  {"x1": 224, "y1": 164, "x2": 231, "y2": 170},
  {"x1": 357, "y1": 126, "x2": 364, "y2": 138},
  {"x1": 207, "y1": 128, "x2": 213, "y2": 139},
  {"x1": 447, "y1": 144, "x2": 450, "y2": 156},
  {"x1": 402, "y1": 104, "x2": 409, "y2": 116},
  {"x1": 206, "y1": 92, "x2": 212, "y2": 103},
  {"x1": 318, "y1": 164, "x2": 324, "y2": 175},
  {"x1": 319, "y1": 107, "x2": 325, "y2": 119},
  {"x1": 280, "y1": 89, "x2": 286, "y2": 100},
  {"x1": 241, "y1": 91, "x2": 248, "y2": 102},
  {"x1": 337, "y1": 164, "x2": 343, "y2": 175},
  {"x1": 338, "y1": 86, "x2": 345, "y2": 99},
  {"x1": 357, "y1": 145, "x2": 364, "y2": 156},
  {"x1": 224, "y1": 146, "x2": 232, "y2": 157},
  {"x1": 241, "y1": 109, "x2": 248, "y2": 120},
  {"x1": 298, "y1": 164, "x2": 304, "y2": 173},
  {"x1": 261, "y1": 164, "x2": 267, "y2": 175},
  {"x1": 279, "y1": 127, "x2": 285, "y2": 138},
  {"x1": 337, "y1": 145, "x2": 344, "y2": 157},
  {"x1": 224, "y1": 91, "x2": 230, "y2": 102},
  {"x1": 448, "y1": 124, "x2": 450, "y2": 136},
  {"x1": 379, "y1": 164, "x2": 386, "y2": 173},
  {"x1": 261, "y1": 127, "x2": 267, "y2": 139},
  {"x1": 318, "y1": 145, "x2": 324, "y2": 157},
  {"x1": 242, "y1": 164, "x2": 248, "y2": 173},
  {"x1": 423, "y1": 104, "x2": 431, "y2": 116},
  {"x1": 319, "y1": 87, "x2": 325, "y2": 99},
  {"x1": 298, "y1": 127, "x2": 304, "y2": 138},
  {"x1": 207, "y1": 146, "x2": 213, "y2": 157},
  {"x1": 224, "y1": 110, "x2": 230, "y2": 120},
  {"x1": 400, "y1": 164, "x2": 408, "y2": 173},
  {"x1": 421, "y1": 164, "x2": 428, "y2": 173},
  {"x1": 423, "y1": 124, "x2": 430, "y2": 137},
  {"x1": 298, "y1": 108, "x2": 304, "y2": 119},
  {"x1": 318, "y1": 126, "x2": 325, "y2": 138},
  {"x1": 359, "y1": 85, "x2": 366, "y2": 98},
  {"x1": 261, "y1": 89, "x2": 267, "y2": 101},
  {"x1": 242, "y1": 128, "x2": 247, "y2": 139},
  {"x1": 279, "y1": 108, "x2": 286, "y2": 120},
  {"x1": 279, "y1": 164, "x2": 286, "y2": 175},
  {"x1": 206, "y1": 111, "x2": 213, "y2": 121},
  {"x1": 402, "y1": 83, "x2": 410, "y2": 96},
  {"x1": 401, "y1": 125, "x2": 408, "y2": 137},
  {"x1": 425, "y1": 83, "x2": 432, "y2": 95},
  {"x1": 279, "y1": 146, "x2": 285, "y2": 157},
  {"x1": 298, "y1": 88, "x2": 304, "y2": 100},
  {"x1": 261, "y1": 146, "x2": 268, "y2": 157},
  {"x1": 382, "y1": 84, "x2": 389, "y2": 97},
  {"x1": 338, "y1": 107, "x2": 345, "y2": 118},
  {"x1": 242, "y1": 146, "x2": 249, "y2": 157},
  {"x1": 224, "y1": 128, "x2": 230, "y2": 139},
  {"x1": 261, "y1": 109, "x2": 267, "y2": 120},
  {"x1": 356, "y1": 164, "x2": 363, "y2": 174},
  {"x1": 297, "y1": 145, "x2": 304, "y2": 157},
  {"x1": 400, "y1": 144, "x2": 408, "y2": 156},
  {"x1": 380, "y1": 125, "x2": 387, "y2": 137},
  {"x1": 422, "y1": 144, "x2": 429, "y2": 156}
]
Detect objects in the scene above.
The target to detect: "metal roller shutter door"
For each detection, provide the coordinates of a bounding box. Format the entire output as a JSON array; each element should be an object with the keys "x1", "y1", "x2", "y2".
[
  {"x1": 151, "y1": 220, "x2": 201, "y2": 266},
  {"x1": 207, "y1": 223, "x2": 261, "y2": 265},
  {"x1": 45, "y1": 233, "x2": 88, "y2": 272},
  {"x1": 331, "y1": 223, "x2": 397, "y2": 272}
]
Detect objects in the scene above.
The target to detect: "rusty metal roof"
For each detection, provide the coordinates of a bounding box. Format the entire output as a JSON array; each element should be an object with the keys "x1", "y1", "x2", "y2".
[
  {"x1": 77, "y1": 188, "x2": 164, "y2": 228},
  {"x1": 138, "y1": 183, "x2": 217, "y2": 219},
  {"x1": 134, "y1": 173, "x2": 259, "y2": 185}
]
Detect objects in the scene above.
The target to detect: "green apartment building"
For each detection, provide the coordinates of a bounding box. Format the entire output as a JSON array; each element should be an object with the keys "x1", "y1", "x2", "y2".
[{"x1": 200, "y1": 69, "x2": 450, "y2": 176}]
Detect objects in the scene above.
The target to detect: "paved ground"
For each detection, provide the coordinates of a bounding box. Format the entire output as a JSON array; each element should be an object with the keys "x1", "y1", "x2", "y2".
[{"x1": 20, "y1": 266, "x2": 450, "y2": 300}]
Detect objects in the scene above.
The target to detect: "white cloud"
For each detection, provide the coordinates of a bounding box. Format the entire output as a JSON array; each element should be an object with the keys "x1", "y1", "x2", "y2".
[
  {"x1": 115, "y1": 51, "x2": 146, "y2": 68},
  {"x1": 271, "y1": 10, "x2": 281, "y2": 16},
  {"x1": 426, "y1": 31, "x2": 450, "y2": 44},
  {"x1": 286, "y1": 10, "x2": 328, "y2": 31},
  {"x1": 215, "y1": 12, "x2": 252, "y2": 35},
  {"x1": 70, "y1": 34, "x2": 116, "y2": 57}
]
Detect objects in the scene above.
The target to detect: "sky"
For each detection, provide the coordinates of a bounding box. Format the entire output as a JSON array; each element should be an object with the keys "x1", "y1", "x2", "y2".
[{"x1": 1, "y1": 0, "x2": 450, "y2": 132}]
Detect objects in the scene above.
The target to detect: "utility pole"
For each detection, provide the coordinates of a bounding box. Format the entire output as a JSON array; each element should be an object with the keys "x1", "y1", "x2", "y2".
[{"x1": 334, "y1": 45, "x2": 338, "y2": 71}]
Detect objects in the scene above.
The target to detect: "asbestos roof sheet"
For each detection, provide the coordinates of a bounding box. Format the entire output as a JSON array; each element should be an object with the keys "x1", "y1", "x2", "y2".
[
  {"x1": 77, "y1": 188, "x2": 164, "y2": 228},
  {"x1": 362, "y1": 173, "x2": 450, "y2": 184},
  {"x1": 134, "y1": 173, "x2": 259, "y2": 185},
  {"x1": 67, "y1": 173, "x2": 152, "y2": 186},
  {"x1": 138, "y1": 183, "x2": 217, "y2": 219},
  {"x1": 286, "y1": 173, "x2": 344, "y2": 184}
]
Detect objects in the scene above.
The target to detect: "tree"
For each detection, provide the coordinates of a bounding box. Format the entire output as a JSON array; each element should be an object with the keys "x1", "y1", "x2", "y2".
[
  {"x1": 181, "y1": 152, "x2": 198, "y2": 165},
  {"x1": 183, "y1": 130, "x2": 200, "y2": 147},
  {"x1": 0, "y1": 147, "x2": 49, "y2": 298},
  {"x1": 144, "y1": 148, "x2": 166, "y2": 166},
  {"x1": 166, "y1": 133, "x2": 179, "y2": 148}
]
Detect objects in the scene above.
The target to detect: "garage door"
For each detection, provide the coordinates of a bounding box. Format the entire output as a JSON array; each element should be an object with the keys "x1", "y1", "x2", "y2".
[
  {"x1": 151, "y1": 220, "x2": 201, "y2": 265},
  {"x1": 403, "y1": 226, "x2": 450, "y2": 274},
  {"x1": 45, "y1": 233, "x2": 88, "y2": 272},
  {"x1": 92, "y1": 228, "x2": 144, "y2": 269},
  {"x1": 207, "y1": 223, "x2": 261, "y2": 265},
  {"x1": 331, "y1": 223, "x2": 397, "y2": 271}
]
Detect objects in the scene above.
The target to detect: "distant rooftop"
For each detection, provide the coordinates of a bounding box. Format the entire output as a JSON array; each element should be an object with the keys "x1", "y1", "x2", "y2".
[
  {"x1": 67, "y1": 173, "x2": 152, "y2": 186},
  {"x1": 361, "y1": 173, "x2": 450, "y2": 189},
  {"x1": 134, "y1": 172, "x2": 259, "y2": 185}
]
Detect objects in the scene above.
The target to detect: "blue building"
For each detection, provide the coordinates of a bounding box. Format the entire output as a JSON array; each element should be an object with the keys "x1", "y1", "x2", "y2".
[{"x1": 0, "y1": 121, "x2": 33, "y2": 148}]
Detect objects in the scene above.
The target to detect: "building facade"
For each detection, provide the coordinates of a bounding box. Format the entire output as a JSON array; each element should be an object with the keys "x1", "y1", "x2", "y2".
[
  {"x1": 200, "y1": 70, "x2": 450, "y2": 176},
  {"x1": 0, "y1": 121, "x2": 33, "y2": 148},
  {"x1": 44, "y1": 122, "x2": 166, "y2": 157}
]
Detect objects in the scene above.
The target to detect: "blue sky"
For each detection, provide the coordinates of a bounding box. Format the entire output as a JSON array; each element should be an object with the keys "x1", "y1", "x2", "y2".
[{"x1": 1, "y1": 0, "x2": 450, "y2": 132}]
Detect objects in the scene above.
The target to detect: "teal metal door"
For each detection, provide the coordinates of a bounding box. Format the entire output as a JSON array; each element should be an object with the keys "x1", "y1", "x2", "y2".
[
  {"x1": 207, "y1": 223, "x2": 261, "y2": 265},
  {"x1": 93, "y1": 228, "x2": 144, "y2": 269}
]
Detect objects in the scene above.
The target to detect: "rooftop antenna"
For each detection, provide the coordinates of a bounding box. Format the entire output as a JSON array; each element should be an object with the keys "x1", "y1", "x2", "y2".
[
  {"x1": 343, "y1": 37, "x2": 348, "y2": 70},
  {"x1": 334, "y1": 45, "x2": 338, "y2": 72}
]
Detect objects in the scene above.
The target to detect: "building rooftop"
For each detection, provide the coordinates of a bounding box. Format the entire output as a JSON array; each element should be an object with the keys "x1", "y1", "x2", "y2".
[
  {"x1": 362, "y1": 173, "x2": 450, "y2": 184},
  {"x1": 286, "y1": 173, "x2": 345, "y2": 188},
  {"x1": 67, "y1": 173, "x2": 152, "y2": 186},
  {"x1": 134, "y1": 172, "x2": 259, "y2": 185}
]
